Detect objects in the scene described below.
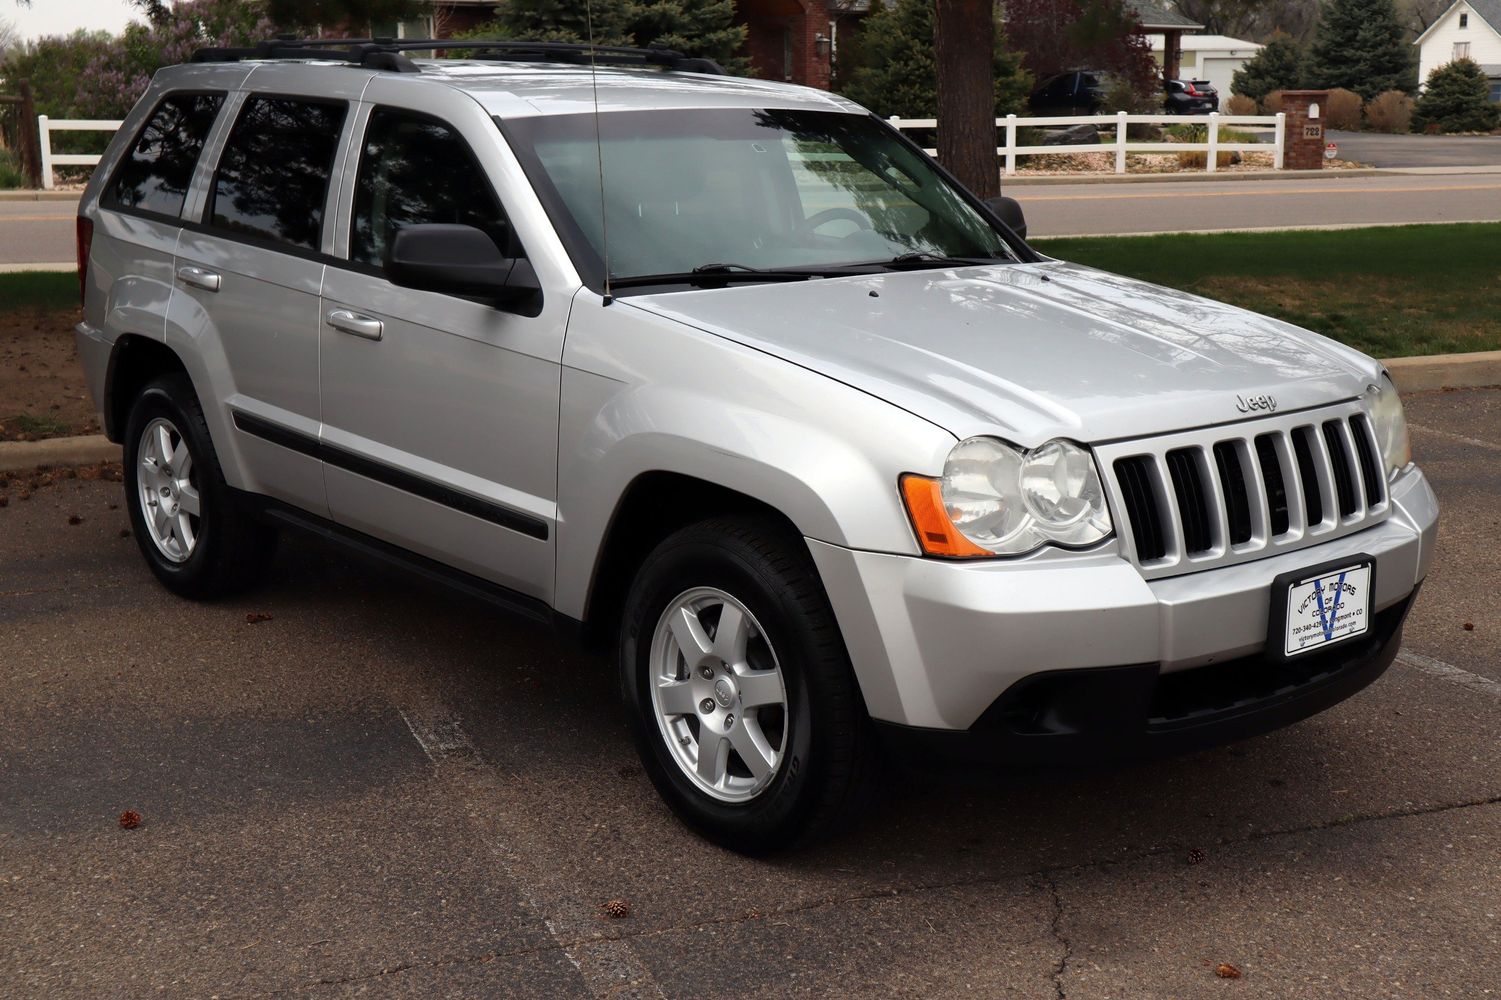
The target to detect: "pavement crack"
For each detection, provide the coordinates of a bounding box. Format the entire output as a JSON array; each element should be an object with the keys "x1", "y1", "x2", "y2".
[{"x1": 1043, "y1": 875, "x2": 1072, "y2": 1000}]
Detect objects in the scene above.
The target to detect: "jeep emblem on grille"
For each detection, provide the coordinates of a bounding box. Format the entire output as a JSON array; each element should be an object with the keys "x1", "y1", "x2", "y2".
[{"x1": 1235, "y1": 393, "x2": 1277, "y2": 414}]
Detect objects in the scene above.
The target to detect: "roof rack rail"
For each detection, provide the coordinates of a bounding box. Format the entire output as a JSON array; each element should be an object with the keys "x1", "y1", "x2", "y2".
[{"x1": 190, "y1": 38, "x2": 726, "y2": 76}]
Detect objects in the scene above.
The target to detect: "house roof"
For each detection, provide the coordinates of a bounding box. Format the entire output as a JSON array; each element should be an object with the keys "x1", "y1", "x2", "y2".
[
  {"x1": 1124, "y1": 0, "x2": 1204, "y2": 31},
  {"x1": 1143, "y1": 33, "x2": 1262, "y2": 53},
  {"x1": 1415, "y1": 0, "x2": 1501, "y2": 46}
]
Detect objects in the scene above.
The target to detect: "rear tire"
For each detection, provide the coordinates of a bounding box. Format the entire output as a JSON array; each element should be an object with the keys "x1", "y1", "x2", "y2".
[
  {"x1": 620, "y1": 516, "x2": 877, "y2": 854},
  {"x1": 122, "y1": 373, "x2": 275, "y2": 599}
]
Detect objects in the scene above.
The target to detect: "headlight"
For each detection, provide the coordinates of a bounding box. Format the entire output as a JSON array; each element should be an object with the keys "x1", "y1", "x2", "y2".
[
  {"x1": 900, "y1": 437, "x2": 1112, "y2": 557},
  {"x1": 1366, "y1": 374, "x2": 1411, "y2": 478}
]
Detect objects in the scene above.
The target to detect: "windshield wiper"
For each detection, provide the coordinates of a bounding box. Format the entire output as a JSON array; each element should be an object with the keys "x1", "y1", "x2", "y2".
[
  {"x1": 608, "y1": 262, "x2": 875, "y2": 290},
  {"x1": 885, "y1": 251, "x2": 1008, "y2": 268}
]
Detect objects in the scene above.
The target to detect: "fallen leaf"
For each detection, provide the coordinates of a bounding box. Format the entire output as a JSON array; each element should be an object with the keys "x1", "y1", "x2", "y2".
[
  {"x1": 245, "y1": 612, "x2": 273, "y2": 624},
  {"x1": 600, "y1": 899, "x2": 630, "y2": 919},
  {"x1": 1215, "y1": 963, "x2": 1242, "y2": 979},
  {"x1": 118, "y1": 810, "x2": 141, "y2": 830}
]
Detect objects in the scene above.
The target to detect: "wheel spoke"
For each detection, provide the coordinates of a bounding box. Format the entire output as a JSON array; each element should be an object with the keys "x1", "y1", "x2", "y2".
[
  {"x1": 656, "y1": 679, "x2": 697, "y2": 716},
  {"x1": 170, "y1": 438, "x2": 190, "y2": 478},
  {"x1": 696, "y1": 733, "x2": 729, "y2": 787},
  {"x1": 736, "y1": 669, "x2": 784, "y2": 710},
  {"x1": 150, "y1": 500, "x2": 172, "y2": 541},
  {"x1": 668, "y1": 606, "x2": 714, "y2": 666},
  {"x1": 729, "y1": 718, "x2": 777, "y2": 781},
  {"x1": 175, "y1": 512, "x2": 196, "y2": 553},
  {"x1": 711, "y1": 602, "x2": 750, "y2": 666},
  {"x1": 177, "y1": 483, "x2": 201, "y2": 517},
  {"x1": 155, "y1": 425, "x2": 174, "y2": 468}
]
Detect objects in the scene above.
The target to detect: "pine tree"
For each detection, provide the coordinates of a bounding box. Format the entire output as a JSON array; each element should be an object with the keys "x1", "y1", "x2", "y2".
[
  {"x1": 1230, "y1": 33, "x2": 1304, "y2": 101},
  {"x1": 459, "y1": 1, "x2": 745, "y2": 71},
  {"x1": 627, "y1": 0, "x2": 748, "y2": 75},
  {"x1": 1413, "y1": 58, "x2": 1501, "y2": 132},
  {"x1": 477, "y1": 0, "x2": 632, "y2": 46},
  {"x1": 1306, "y1": 0, "x2": 1416, "y2": 100},
  {"x1": 839, "y1": 0, "x2": 1030, "y2": 120}
]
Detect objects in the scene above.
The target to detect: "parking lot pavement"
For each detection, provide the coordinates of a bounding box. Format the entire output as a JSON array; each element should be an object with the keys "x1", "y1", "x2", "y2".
[{"x1": 2, "y1": 389, "x2": 1499, "y2": 998}]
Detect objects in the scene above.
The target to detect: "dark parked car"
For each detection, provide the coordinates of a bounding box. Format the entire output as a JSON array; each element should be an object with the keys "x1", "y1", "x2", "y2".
[
  {"x1": 1029, "y1": 71, "x2": 1112, "y2": 115},
  {"x1": 1164, "y1": 79, "x2": 1219, "y2": 114}
]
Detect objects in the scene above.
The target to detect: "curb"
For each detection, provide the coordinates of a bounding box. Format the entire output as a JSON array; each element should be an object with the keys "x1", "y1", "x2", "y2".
[
  {"x1": 1004, "y1": 168, "x2": 1383, "y2": 187},
  {"x1": 1384, "y1": 350, "x2": 1501, "y2": 394},
  {"x1": 4, "y1": 353, "x2": 1498, "y2": 474},
  {"x1": 0, "y1": 190, "x2": 82, "y2": 202},
  {"x1": 0, "y1": 434, "x2": 119, "y2": 474}
]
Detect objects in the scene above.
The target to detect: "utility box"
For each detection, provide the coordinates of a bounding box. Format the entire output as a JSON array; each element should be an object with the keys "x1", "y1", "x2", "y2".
[{"x1": 1279, "y1": 90, "x2": 1331, "y2": 170}]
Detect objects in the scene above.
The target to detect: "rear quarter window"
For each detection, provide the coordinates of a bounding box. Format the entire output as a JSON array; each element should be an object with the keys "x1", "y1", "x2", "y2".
[
  {"x1": 106, "y1": 92, "x2": 225, "y2": 219},
  {"x1": 208, "y1": 96, "x2": 348, "y2": 251}
]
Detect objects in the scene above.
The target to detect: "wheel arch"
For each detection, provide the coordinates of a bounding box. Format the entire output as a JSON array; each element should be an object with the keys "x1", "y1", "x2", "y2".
[
  {"x1": 578, "y1": 471, "x2": 804, "y2": 650},
  {"x1": 103, "y1": 334, "x2": 192, "y2": 443}
]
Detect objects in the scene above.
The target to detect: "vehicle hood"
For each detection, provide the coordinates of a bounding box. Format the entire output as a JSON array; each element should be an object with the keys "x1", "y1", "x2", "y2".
[{"x1": 624, "y1": 260, "x2": 1382, "y2": 446}]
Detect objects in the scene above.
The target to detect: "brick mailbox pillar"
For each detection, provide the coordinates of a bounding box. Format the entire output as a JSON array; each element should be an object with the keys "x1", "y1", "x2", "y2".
[{"x1": 1280, "y1": 90, "x2": 1331, "y2": 170}]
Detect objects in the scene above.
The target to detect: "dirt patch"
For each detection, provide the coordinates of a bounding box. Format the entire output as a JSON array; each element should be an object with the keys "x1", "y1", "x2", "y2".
[{"x1": 0, "y1": 306, "x2": 100, "y2": 441}]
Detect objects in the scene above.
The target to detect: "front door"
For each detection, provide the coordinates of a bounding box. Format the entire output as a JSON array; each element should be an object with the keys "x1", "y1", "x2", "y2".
[{"x1": 318, "y1": 99, "x2": 564, "y2": 601}]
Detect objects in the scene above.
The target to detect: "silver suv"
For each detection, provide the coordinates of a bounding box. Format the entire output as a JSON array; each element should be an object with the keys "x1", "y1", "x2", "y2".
[{"x1": 75, "y1": 40, "x2": 1437, "y2": 853}]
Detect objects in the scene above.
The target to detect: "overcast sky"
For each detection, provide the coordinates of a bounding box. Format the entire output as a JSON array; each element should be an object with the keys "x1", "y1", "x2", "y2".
[{"x1": 6, "y1": 0, "x2": 139, "y2": 41}]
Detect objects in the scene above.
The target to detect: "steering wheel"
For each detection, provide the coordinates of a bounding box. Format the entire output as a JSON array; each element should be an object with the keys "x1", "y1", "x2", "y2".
[{"x1": 793, "y1": 208, "x2": 872, "y2": 243}]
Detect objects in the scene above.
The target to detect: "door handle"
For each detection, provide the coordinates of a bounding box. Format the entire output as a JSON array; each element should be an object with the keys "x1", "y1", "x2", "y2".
[
  {"x1": 177, "y1": 265, "x2": 221, "y2": 292},
  {"x1": 327, "y1": 309, "x2": 384, "y2": 341}
]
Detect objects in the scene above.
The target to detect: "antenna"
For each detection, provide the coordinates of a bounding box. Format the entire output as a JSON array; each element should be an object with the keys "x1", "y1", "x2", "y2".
[{"x1": 585, "y1": 0, "x2": 613, "y2": 306}]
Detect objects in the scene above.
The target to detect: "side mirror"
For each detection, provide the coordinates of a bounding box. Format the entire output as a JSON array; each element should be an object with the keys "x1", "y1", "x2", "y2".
[
  {"x1": 984, "y1": 195, "x2": 1028, "y2": 242},
  {"x1": 386, "y1": 224, "x2": 540, "y2": 307}
]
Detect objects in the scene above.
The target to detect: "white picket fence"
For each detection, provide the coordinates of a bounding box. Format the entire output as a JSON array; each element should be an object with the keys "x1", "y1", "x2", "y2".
[
  {"x1": 888, "y1": 111, "x2": 1287, "y2": 174},
  {"x1": 36, "y1": 109, "x2": 1287, "y2": 188},
  {"x1": 37, "y1": 115, "x2": 123, "y2": 189}
]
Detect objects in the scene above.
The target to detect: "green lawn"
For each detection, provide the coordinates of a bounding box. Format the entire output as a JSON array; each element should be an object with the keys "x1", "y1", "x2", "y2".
[
  {"x1": 0, "y1": 270, "x2": 78, "y2": 310},
  {"x1": 1032, "y1": 223, "x2": 1501, "y2": 358}
]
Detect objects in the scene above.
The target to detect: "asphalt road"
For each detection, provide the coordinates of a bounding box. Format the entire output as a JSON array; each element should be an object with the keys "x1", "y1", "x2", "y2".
[
  {"x1": 1326, "y1": 130, "x2": 1501, "y2": 168},
  {"x1": 1019, "y1": 171, "x2": 1501, "y2": 237},
  {"x1": 0, "y1": 200, "x2": 75, "y2": 267},
  {"x1": 4, "y1": 169, "x2": 1501, "y2": 264},
  {"x1": 2, "y1": 388, "x2": 1498, "y2": 998}
]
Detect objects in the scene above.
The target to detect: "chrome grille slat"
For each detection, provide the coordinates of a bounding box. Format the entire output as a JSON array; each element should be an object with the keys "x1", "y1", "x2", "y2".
[{"x1": 1098, "y1": 402, "x2": 1391, "y2": 580}]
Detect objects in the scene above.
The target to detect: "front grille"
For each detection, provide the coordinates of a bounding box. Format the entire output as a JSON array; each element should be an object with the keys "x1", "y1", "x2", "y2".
[{"x1": 1102, "y1": 404, "x2": 1389, "y2": 577}]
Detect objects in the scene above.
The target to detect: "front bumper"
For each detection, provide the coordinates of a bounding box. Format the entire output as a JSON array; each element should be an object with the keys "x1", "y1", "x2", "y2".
[{"x1": 808, "y1": 467, "x2": 1438, "y2": 744}]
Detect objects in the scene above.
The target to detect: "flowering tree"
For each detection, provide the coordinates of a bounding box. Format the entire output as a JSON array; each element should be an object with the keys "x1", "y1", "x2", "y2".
[{"x1": 80, "y1": 0, "x2": 274, "y2": 118}]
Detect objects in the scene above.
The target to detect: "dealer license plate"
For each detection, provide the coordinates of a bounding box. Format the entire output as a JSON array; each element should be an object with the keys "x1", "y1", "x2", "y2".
[{"x1": 1282, "y1": 563, "x2": 1372, "y2": 657}]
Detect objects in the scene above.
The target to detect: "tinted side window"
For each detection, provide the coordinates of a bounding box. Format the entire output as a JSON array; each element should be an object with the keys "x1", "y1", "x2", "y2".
[
  {"x1": 209, "y1": 97, "x2": 348, "y2": 251},
  {"x1": 108, "y1": 93, "x2": 224, "y2": 218},
  {"x1": 351, "y1": 107, "x2": 515, "y2": 268}
]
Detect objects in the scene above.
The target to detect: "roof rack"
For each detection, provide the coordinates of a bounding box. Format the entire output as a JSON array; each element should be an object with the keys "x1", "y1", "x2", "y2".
[{"x1": 190, "y1": 37, "x2": 726, "y2": 76}]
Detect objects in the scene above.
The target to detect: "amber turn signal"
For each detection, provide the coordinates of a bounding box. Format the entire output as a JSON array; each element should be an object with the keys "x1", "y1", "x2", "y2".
[{"x1": 900, "y1": 474, "x2": 992, "y2": 558}]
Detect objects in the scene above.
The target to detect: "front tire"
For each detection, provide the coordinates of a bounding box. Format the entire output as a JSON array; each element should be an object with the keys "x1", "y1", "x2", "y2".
[
  {"x1": 122, "y1": 374, "x2": 275, "y2": 599},
  {"x1": 620, "y1": 516, "x2": 877, "y2": 854}
]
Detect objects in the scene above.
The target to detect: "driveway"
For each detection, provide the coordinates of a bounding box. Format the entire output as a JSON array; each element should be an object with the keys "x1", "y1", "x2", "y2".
[
  {"x1": 2, "y1": 388, "x2": 1499, "y2": 997},
  {"x1": 1326, "y1": 130, "x2": 1501, "y2": 167}
]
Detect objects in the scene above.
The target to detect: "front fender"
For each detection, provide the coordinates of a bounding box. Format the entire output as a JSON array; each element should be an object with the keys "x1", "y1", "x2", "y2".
[{"x1": 553, "y1": 295, "x2": 956, "y2": 620}]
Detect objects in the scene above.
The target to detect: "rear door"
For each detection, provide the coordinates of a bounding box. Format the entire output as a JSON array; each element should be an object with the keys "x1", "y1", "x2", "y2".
[
  {"x1": 171, "y1": 72, "x2": 358, "y2": 516},
  {"x1": 317, "y1": 86, "x2": 568, "y2": 601}
]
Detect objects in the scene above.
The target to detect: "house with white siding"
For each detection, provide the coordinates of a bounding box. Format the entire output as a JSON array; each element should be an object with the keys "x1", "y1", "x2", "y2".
[
  {"x1": 1144, "y1": 34, "x2": 1262, "y2": 97},
  {"x1": 1414, "y1": 0, "x2": 1501, "y2": 101}
]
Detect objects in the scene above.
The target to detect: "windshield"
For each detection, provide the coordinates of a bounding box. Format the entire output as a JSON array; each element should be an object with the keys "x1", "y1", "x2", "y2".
[{"x1": 503, "y1": 108, "x2": 1019, "y2": 289}]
